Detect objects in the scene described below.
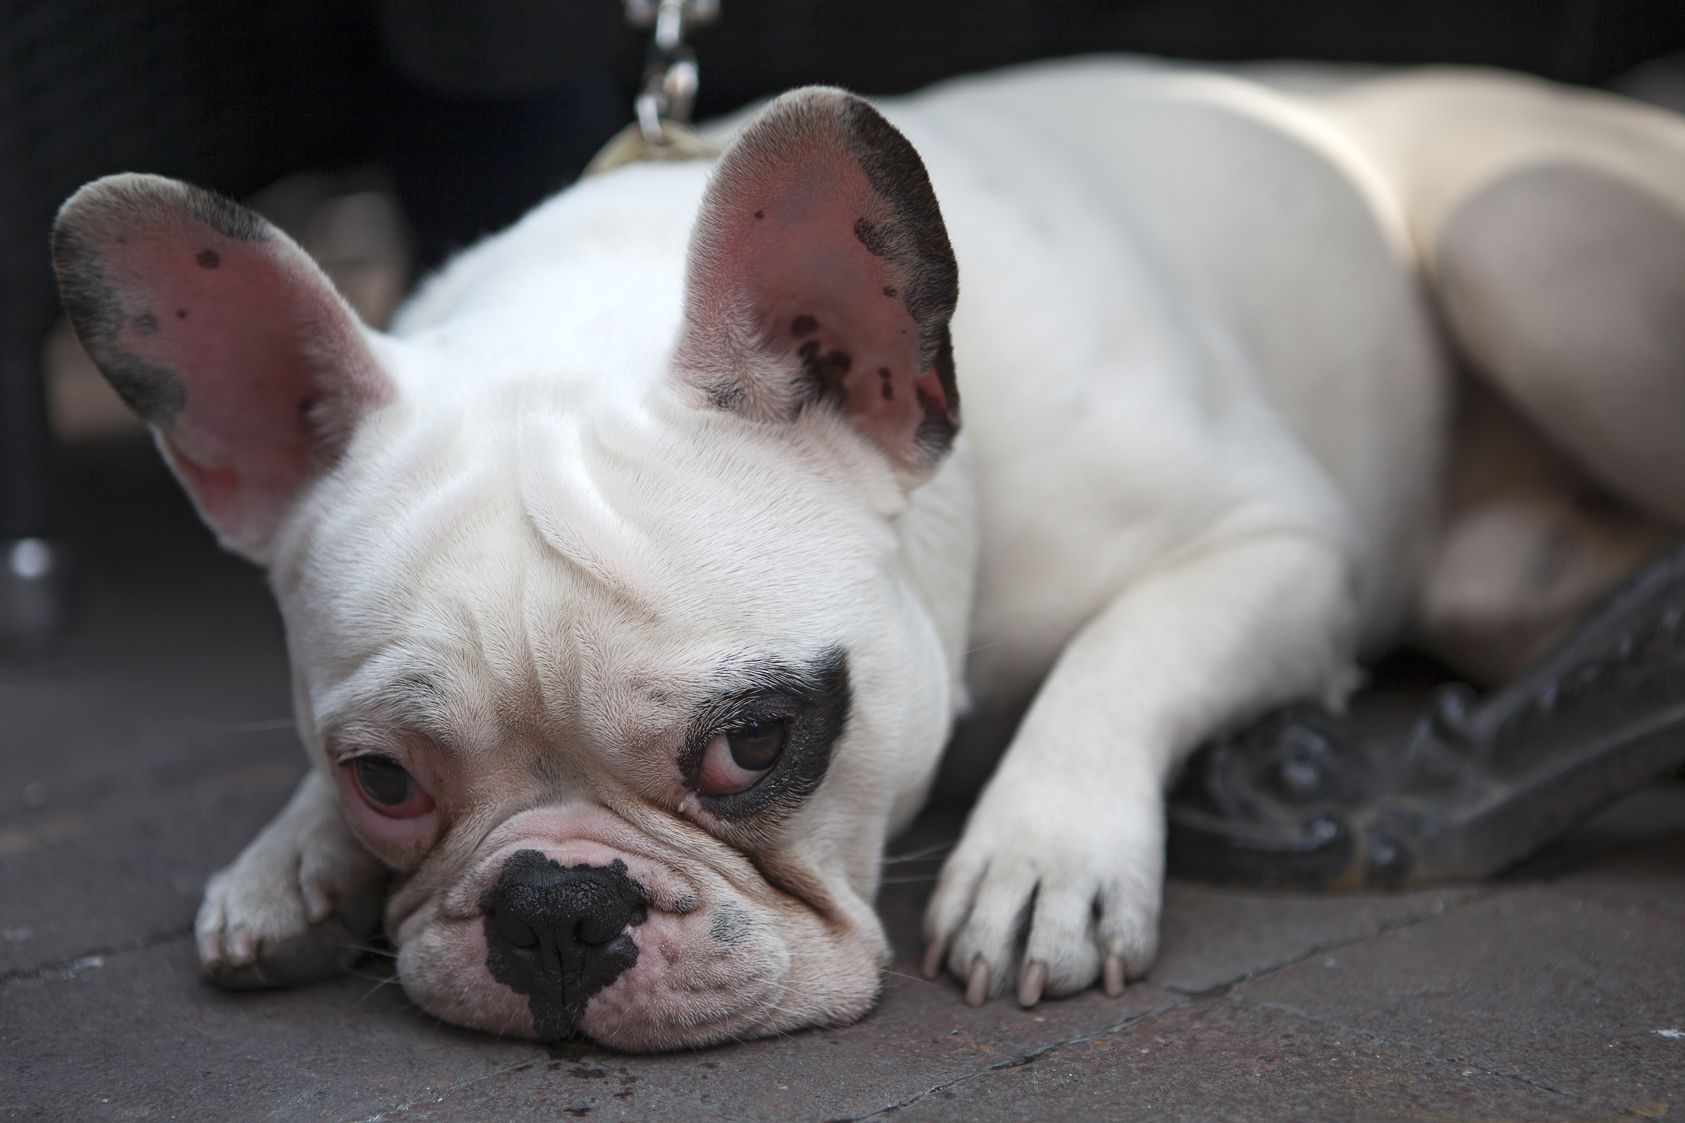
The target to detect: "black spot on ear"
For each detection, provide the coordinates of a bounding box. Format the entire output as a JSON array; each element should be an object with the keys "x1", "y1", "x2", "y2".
[
  {"x1": 791, "y1": 314, "x2": 818, "y2": 337},
  {"x1": 754, "y1": 210, "x2": 764, "y2": 219},
  {"x1": 133, "y1": 312, "x2": 159, "y2": 335},
  {"x1": 797, "y1": 340, "x2": 854, "y2": 405},
  {"x1": 853, "y1": 217, "x2": 889, "y2": 258},
  {"x1": 881, "y1": 381, "x2": 893, "y2": 400},
  {"x1": 115, "y1": 235, "x2": 127, "y2": 245},
  {"x1": 883, "y1": 286, "x2": 897, "y2": 298},
  {"x1": 175, "y1": 309, "x2": 187, "y2": 319},
  {"x1": 196, "y1": 249, "x2": 220, "y2": 269}
]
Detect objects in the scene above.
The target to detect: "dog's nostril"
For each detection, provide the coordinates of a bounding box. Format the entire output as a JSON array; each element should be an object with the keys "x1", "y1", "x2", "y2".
[
  {"x1": 573, "y1": 912, "x2": 627, "y2": 947},
  {"x1": 492, "y1": 912, "x2": 540, "y2": 949},
  {"x1": 479, "y1": 849, "x2": 652, "y2": 1043}
]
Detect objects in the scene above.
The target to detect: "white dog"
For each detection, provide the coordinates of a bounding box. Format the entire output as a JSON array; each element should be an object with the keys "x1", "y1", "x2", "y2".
[{"x1": 52, "y1": 57, "x2": 1685, "y2": 1050}]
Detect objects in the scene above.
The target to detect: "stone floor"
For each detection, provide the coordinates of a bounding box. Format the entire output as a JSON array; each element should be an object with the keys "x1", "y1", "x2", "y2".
[{"x1": 3, "y1": 433, "x2": 1683, "y2": 1122}]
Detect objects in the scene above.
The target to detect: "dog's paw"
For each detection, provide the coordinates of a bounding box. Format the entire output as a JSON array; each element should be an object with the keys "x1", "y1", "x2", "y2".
[
  {"x1": 196, "y1": 771, "x2": 388, "y2": 990},
  {"x1": 922, "y1": 778, "x2": 1163, "y2": 1006}
]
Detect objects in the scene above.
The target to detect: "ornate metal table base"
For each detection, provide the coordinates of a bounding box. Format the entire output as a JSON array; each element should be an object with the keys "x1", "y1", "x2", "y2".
[{"x1": 1168, "y1": 542, "x2": 1685, "y2": 889}]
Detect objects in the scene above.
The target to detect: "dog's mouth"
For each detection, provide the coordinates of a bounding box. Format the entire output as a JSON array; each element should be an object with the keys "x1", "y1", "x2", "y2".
[{"x1": 386, "y1": 807, "x2": 886, "y2": 1051}]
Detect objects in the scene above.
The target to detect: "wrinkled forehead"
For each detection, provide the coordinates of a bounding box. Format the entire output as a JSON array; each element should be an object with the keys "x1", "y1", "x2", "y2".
[
  {"x1": 519, "y1": 400, "x2": 892, "y2": 624},
  {"x1": 285, "y1": 394, "x2": 892, "y2": 726}
]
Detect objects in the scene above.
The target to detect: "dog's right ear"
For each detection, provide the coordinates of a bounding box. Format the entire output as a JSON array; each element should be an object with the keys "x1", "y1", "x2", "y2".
[{"x1": 53, "y1": 173, "x2": 392, "y2": 565}]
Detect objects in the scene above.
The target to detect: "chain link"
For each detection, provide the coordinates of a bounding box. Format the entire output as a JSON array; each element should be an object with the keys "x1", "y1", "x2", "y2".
[{"x1": 623, "y1": 0, "x2": 720, "y2": 141}]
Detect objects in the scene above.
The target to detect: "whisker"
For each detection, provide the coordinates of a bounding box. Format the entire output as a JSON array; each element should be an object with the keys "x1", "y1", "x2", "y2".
[
  {"x1": 333, "y1": 941, "x2": 398, "y2": 959},
  {"x1": 353, "y1": 975, "x2": 401, "y2": 1006},
  {"x1": 882, "y1": 841, "x2": 954, "y2": 864}
]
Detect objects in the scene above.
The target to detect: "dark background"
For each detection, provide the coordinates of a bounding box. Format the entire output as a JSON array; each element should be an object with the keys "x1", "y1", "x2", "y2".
[{"x1": 5, "y1": 0, "x2": 1685, "y2": 551}]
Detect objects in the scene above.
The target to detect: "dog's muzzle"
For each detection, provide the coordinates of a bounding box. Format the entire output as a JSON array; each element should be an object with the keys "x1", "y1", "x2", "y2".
[{"x1": 479, "y1": 849, "x2": 650, "y2": 1041}]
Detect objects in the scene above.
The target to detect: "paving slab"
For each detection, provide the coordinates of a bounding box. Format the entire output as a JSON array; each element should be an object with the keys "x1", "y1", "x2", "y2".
[
  {"x1": 375, "y1": 978, "x2": 1184, "y2": 1122},
  {"x1": 869, "y1": 993, "x2": 1617, "y2": 1123},
  {"x1": 2, "y1": 937, "x2": 543, "y2": 1123},
  {"x1": 1233, "y1": 885, "x2": 1685, "y2": 1114},
  {"x1": 0, "y1": 730, "x2": 304, "y2": 976},
  {"x1": 1552, "y1": 836, "x2": 1685, "y2": 918},
  {"x1": 1149, "y1": 881, "x2": 1485, "y2": 994}
]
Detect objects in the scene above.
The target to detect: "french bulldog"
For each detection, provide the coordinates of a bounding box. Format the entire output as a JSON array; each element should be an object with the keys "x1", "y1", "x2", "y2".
[{"x1": 52, "y1": 57, "x2": 1685, "y2": 1050}]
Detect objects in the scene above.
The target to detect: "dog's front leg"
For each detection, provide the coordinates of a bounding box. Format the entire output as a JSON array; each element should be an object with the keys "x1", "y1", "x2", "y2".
[
  {"x1": 926, "y1": 533, "x2": 1357, "y2": 1005},
  {"x1": 196, "y1": 769, "x2": 389, "y2": 989}
]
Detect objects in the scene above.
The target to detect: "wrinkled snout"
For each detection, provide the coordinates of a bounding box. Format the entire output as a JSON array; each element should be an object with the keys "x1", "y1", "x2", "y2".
[{"x1": 479, "y1": 849, "x2": 650, "y2": 1041}]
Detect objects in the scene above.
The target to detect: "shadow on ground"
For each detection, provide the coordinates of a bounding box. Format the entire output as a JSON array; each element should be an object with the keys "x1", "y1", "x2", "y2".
[{"x1": 3, "y1": 434, "x2": 1682, "y2": 1121}]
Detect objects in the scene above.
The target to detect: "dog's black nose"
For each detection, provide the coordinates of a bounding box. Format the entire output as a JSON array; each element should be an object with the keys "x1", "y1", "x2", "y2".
[{"x1": 480, "y1": 849, "x2": 649, "y2": 1042}]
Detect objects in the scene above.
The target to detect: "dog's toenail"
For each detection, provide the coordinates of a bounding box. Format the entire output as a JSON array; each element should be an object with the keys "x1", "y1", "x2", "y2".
[
  {"x1": 965, "y1": 958, "x2": 990, "y2": 1006},
  {"x1": 1018, "y1": 961, "x2": 1048, "y2": 1007},
  {"x1": 1103, "y1": 954, "x2": 1126, "y2": 997},
  {"x1": 921, "y1": 939, "x2": 948, "y2": 980}
]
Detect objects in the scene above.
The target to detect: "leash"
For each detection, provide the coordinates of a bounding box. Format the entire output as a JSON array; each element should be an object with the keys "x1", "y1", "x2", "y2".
[{"x1": 585, "y1": 0, "x2": 725, "y2": 176}]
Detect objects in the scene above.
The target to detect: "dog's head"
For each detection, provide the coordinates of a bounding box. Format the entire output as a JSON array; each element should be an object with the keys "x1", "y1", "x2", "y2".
[{"x1": 52, "y1": 90, "x2": 968, "y2": 1050}]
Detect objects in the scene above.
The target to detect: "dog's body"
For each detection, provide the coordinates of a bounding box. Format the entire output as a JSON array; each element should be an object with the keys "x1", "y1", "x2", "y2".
[{"x1": 53, "y1": 58, "x2": 1685, "y2": 1049}]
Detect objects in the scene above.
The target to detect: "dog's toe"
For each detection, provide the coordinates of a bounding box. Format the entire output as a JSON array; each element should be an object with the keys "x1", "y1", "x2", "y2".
[
  {"x1": 196, "y1": 863, "x2": 381, "y2": 990},
  {"x1": 200, "y1": 917, "x2": 370, "y2": 991},
  {"x1": 194, "y1": 773, "x2": 388, "y2": 990},
  {"x1": 924, "y1": 783, "x2": 1164, "y2": 1005}
]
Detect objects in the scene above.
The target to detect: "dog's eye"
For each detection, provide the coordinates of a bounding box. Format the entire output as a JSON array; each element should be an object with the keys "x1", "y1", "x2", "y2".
[
  {"x1": 729, "y1": 718, "x2": 786, "y2": 770},
  {"x1": 349, "y1": 755, "x2": 435, "y2": 819},
  {"x1": 696, "y1": 718, "x2": 787, "y2": 796}
]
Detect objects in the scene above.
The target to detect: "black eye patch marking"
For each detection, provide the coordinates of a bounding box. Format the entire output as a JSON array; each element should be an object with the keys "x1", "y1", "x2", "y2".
[{"x1": 680, "y1": 647, "x2": 851, "y2": 832}]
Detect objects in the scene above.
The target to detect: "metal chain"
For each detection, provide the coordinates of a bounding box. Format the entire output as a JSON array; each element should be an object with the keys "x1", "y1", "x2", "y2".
[{"x1": 623, "y1": 0, "x2": 720, "y2": 141}]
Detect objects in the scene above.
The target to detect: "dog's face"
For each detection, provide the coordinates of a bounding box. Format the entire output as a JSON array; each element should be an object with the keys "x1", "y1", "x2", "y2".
[{"x1": 54, "y1": 89, "x2": 964, "y2": 1049}]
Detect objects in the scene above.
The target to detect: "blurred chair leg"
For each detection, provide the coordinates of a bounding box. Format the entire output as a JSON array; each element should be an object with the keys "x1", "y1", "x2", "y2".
[{"x1": 0, "y1": 334, "x2": 69, "y2": 655}]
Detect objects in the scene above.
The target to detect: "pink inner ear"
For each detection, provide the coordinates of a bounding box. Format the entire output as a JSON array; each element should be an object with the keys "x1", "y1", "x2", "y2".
[
  {"x1": 685, "y1": 118, "x2": 954, "y2": 475},
  {"x1": 102, "y1": 219, "x2": 381, "y2": 549}
]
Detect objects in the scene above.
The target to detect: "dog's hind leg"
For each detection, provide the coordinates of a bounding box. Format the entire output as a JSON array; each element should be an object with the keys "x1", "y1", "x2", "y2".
[
  {"x1": 1320, "y1": 73, "x2": 1685, "y2": 677},
  {"x1": 1432, "y1": 157, "x2": 1685, "y2": 525},
  {"x1": 1422, "y1": 154, "x2": 1685, "y2": 676}
]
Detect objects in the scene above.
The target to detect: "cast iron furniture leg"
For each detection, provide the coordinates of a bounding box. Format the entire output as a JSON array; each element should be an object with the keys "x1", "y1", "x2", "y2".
[{"x1": 1168, "y1": 541, "x2": 1685, "y2": 889}]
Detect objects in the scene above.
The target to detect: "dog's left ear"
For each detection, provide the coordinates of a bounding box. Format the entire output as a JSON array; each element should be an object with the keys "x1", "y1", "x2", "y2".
[{"x1": 677, "y1": 88, "x2": 960, "y2": 485}]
